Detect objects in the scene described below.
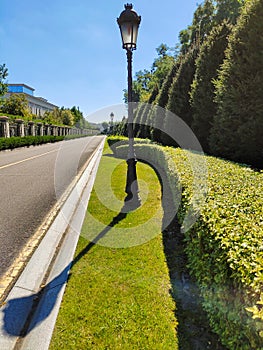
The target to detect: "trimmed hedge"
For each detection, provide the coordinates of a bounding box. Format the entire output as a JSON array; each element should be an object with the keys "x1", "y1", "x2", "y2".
[
  {"x1": 170, "y1": 149, "x2": 263, "y2": 349},
  {"x1": 0, "y1": 134, "x2": 90, "y2": 151},
  {"x1": 106, "y1": 135, "x2": 152, "y2": 154},
  {"x1": 107, "y1": 136, "x2": 263, "y2": 349}
]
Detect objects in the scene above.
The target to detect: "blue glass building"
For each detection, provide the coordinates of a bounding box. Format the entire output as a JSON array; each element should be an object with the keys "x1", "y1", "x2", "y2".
[{"x1": 8, "y1": 84, "x2": 34, "y2": 96}]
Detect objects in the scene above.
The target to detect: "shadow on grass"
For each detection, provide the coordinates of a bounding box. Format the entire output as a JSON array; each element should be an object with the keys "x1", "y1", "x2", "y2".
[
  {"x1": 1, "y1": 211, "x2": 127, "y2": 338},
  {"x1": 160, "y1": 167, "x2": 227, "y2": 350}
]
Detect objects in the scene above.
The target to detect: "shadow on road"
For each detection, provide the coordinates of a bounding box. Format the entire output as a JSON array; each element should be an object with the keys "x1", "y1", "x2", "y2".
[{"x1": 1, "y1": 211, "x2": 127, "y2": 337}]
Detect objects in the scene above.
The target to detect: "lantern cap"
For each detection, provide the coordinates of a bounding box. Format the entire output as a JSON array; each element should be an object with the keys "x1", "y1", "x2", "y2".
[{"x1": 117, "y1": 4, "x2": 141, "y2": 26}]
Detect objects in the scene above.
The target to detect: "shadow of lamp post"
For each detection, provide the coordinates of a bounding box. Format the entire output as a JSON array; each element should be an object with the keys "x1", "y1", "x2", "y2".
[{"x1": 117, "y1": 3, "x2": 141, "y2": 210}]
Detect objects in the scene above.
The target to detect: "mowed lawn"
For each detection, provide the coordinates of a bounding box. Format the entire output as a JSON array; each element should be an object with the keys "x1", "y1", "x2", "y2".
[{"x1": 49, "y1": 143, "x2": 178, "y2": 350}]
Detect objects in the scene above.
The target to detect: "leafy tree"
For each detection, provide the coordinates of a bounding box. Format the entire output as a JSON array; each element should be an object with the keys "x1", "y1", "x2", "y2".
[
  {"x1": 0, "y1": 64, "x2": 8, "y2": 97},
  {"x1": 111, "y1": 117, "x2": 128, "y2": 136},
  {"x1": 190, "y1": 21, "x2": 232, "y2": 152},
  {"x1": 177, "y1": 0, "x2": 244, "y2": 55},
  {"x1": 125, "y1": 0, "x2": 247, "y2": 148},
  {"x1": 44, "y1": 107, "x2": 75, "y2": 126},
  {"x1": 70, "y1": 106, "x2": 90, "y2": 128},
  {"x1": 44, "y1": 107, "x2": 62, "y2": 124},
  {"x1": 71, "y1": 106, "x2": 81, "y2": 122},
  {"x1": 210, "y1": 0, "x2": 263, "y2": 167},
  {"x1": 1, "y1": 93, "x2": 31, "y2": 117},
  {"x1": 61, "y1": 109, "x2": 74, "y2": 126},
  {"x1": 151, "y1": 44, "x2": 175, "y2": 91},
  {"x1": 101, "y1": 121, "x2": 109, "y2": 133},
  {"x1": 190, "y1": 0, "x2": 216, "y2": 44},
  {"x1": 129, "y1": 44, "x2": 176, "y2": 139},
  {"x1": 123, "y1": 44, "x2": 175, "y2": 104},
  {"x1": 123, "y1": 69, "x2": 152, "y2": 104},
  {"x1": 178, "y1": 0, "x2": 216, "y2": 53},
  {"x1": 178, "y1": 29, "x2": 192, "y2": 54}
]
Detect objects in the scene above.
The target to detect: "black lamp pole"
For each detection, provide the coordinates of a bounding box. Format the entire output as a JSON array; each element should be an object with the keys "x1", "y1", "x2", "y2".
[
  {"x1": 125, "y1": 48, "x2": 140, "y2": 206},
  {"x1": 117, "y1": 4, "x2": 141, "y2": 209}
]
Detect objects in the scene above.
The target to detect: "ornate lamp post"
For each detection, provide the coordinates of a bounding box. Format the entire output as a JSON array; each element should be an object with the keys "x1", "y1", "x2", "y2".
[
  {"x1": 110, "y1": 112, "x2": 114, "y2": 134},
  {"x1": 117, "y1": 3, "x2": 141, "y2": 209}
]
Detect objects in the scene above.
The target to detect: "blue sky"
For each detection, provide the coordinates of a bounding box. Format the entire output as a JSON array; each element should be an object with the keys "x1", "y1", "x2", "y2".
[{"x1": 0, "y1": 0, "x2": 198, "y2": 123}]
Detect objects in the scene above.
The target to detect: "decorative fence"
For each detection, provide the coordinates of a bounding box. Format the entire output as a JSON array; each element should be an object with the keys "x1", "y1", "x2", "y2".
[{"x1": 0, "y1": 116, "x2": 98, "y2": 138}]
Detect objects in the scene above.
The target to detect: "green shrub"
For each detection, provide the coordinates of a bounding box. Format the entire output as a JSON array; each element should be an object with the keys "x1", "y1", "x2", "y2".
[
  {"x1": 0, "y1": 134, "x2": 90, "y2": 150},
  {"x1": 107, "y1": 135, "x2": 152, "y2": 154},
  {"x1": 171, "y1": 149, "x2": 263, "y2": 349}
]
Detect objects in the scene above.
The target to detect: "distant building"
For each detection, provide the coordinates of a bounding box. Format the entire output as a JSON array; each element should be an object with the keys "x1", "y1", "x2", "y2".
[{"x1": 5, "y1": 84, "x2": 58, "y2": 117}]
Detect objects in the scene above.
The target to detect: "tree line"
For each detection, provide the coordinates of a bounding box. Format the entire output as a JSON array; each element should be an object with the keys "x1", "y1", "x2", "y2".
[{"x1": 113, "y1": 0, "x2": 263, "y2": 168}]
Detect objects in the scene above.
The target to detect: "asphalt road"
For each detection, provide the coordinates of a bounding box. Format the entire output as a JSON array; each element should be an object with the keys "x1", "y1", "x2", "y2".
[{"x1": 0, "y1": 135, "x2": 104, "y2": 278}]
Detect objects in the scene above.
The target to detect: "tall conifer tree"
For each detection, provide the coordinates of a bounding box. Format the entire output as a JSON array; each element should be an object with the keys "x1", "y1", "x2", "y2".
[
  {"x1": 190, "y1": 21, "x2": 232, "y2": 152},
  {"x1": 210, "y1": 0, "x2": 263, "y2": 167},
  {"x1": 163, "y1": 48, "x2": 198, "y2": 146}
]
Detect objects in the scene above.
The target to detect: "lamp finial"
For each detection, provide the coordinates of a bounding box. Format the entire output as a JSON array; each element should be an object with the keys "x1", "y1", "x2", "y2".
[{"x1": 125, "y1": 4, "x2": 133, "y2": 10}]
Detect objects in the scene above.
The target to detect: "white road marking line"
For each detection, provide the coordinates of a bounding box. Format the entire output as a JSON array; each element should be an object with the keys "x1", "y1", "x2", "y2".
[{"x1": 0, "y1": 149, "x2": 58, "y2": 170}]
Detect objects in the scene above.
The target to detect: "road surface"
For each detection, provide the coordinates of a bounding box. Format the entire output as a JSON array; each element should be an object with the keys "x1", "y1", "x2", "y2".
[{"x1": 0, "y1": 135, "x2": 104, "y2": 278}]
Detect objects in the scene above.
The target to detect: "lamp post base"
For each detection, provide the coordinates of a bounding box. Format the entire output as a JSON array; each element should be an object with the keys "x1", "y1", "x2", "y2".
[{"x1": 123, "y1": 158, "x2": 141, "y2": 211}]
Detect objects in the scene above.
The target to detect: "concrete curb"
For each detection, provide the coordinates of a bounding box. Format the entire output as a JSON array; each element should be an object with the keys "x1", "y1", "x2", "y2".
[{"x1": 0, "y1": 137, "x2": 105, "y2": 350}]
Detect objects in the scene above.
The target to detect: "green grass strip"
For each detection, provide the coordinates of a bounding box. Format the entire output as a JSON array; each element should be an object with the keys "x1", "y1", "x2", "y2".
[{"x1": 50, "y1": 143, "x2": 178, "y2": 350}]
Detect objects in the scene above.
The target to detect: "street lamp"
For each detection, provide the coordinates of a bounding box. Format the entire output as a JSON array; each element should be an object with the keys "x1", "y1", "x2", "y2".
[
  {"x1": 109, "y1": 112, "x2": 114, "y2": 134},
  {"x1": 117, "y1": 3, "x2": 141, "y2": 209}
]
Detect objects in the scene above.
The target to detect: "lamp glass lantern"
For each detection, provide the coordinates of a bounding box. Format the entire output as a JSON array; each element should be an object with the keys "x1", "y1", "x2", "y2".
[{"x1": 117, "y1": 4, "x2": 141, "y2": 51}]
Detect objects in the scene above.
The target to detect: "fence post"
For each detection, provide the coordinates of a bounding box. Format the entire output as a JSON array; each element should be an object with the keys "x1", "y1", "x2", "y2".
[
  {"x1": 45, "y1": 124, "x2": 50, "y2": 136},
  {"x1": 28, "y1": 121, "x2": 35, "y2": 136},
  {"x1": 15, "y1": 119, "x2": 25, "y2": 137},
  {"x1": 37, "y1": 122, "x2": 44, "y2": 136},
  {"x1": 0, "y1": 116, "x2": 10, "y2": 138}
]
